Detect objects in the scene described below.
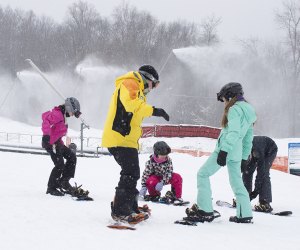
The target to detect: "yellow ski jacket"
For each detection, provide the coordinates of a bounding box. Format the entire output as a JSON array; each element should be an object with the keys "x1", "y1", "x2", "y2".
[{"x1": 101, "y1": 71, "x2": 154, "y2": 149}]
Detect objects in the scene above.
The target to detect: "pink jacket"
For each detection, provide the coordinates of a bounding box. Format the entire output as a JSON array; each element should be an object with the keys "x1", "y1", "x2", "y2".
[{"x1": 42, "y1": 106, "x2": 67, "y2": 145}]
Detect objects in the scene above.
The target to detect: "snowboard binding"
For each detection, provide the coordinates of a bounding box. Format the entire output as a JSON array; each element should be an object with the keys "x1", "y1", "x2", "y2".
[
  {"x1": 60, "y1": 181, "x2": 93, "y2": 201},
  {"x1": 185, "y1": 204, "x2": 219, "y2": 222},
  {"x1": 72, "y1": 183, "x2": 93, "y2": 201}
]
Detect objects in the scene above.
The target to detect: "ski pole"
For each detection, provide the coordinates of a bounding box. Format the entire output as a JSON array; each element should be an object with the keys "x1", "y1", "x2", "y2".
[{"x1": 25, "y1": 59, "x2": 90, "y2": 128}]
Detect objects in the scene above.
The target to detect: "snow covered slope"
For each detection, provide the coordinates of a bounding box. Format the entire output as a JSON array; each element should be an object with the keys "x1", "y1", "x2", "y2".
[{"x1": 1, "y1": 150, "x2": 299, "y2": 250}]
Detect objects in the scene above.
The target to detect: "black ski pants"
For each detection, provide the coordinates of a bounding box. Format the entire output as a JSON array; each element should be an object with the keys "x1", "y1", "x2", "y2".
[
  {"x1": 46, "y1": 142, "x2": 77, "y2": 189},
  {"x1": 243, "y1": 150, "x2": 277, "y2": 203},
  {"x1": 108, "y1": 147, "x2": 140, "y2": 216}
]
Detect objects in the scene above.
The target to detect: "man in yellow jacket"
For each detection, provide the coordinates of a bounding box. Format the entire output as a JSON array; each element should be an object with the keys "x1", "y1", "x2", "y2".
[{"x1": 102, "y1": 65, "x2": 170, "y2": 224}]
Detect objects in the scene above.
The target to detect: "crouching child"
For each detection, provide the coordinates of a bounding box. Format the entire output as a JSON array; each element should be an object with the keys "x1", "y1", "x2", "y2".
[{"x1": 139, "y1": 141, "x2": 184, "y2": 204}]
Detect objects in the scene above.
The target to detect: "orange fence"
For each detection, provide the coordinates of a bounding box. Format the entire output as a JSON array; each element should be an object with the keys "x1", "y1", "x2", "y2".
[
  {"x1": 272, "y1": 156, "x2": 288, "y2": 173},
  {"x1": 142, "y1": 125, "x2": 288, "y2": 173},
  {"x1": 142, "y1": 124, "x2": 221, "y2": 139}
]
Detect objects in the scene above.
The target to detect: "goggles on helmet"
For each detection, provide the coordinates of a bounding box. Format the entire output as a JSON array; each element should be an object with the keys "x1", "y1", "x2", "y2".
[
  {"x1": 139, "y1": 70, "x2": 160, "y2": 87},
  {"x1": 69, "y1": 98, "x2": 82, "y2": 118}
]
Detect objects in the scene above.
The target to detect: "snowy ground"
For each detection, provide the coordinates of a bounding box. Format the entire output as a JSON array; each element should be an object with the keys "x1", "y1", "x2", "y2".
[
  {"x1": 1, "y1": 149, "x2": 300, "y2": 250},
  {"x1": 1, "y1": 117, "x2": 300, "y2": 250}
]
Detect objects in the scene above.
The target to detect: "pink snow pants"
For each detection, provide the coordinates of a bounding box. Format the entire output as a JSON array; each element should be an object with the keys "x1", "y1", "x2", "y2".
[{"x1": 146, "y1": 173, "x2": 182, "y2": 198}]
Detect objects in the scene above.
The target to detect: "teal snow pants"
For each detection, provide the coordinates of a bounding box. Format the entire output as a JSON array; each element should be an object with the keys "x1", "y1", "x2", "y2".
[{"x1": 197, "y1": 151, "x2": 253, "y2": 218}]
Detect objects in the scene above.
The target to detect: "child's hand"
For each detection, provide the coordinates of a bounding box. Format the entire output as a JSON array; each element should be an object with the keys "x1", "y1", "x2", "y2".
[{"x1": 155, "y1": 181, "x2": 164, "y2": 192}]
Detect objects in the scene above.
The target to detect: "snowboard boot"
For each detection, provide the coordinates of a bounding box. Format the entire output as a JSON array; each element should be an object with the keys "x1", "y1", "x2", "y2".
[
  {"x1": 60, "y1": 178, "x2": 75, "y2": 195},
  {"x1": 185, "y1": 203, "x2": 215, "y2": 222},
  {"x1": 111, "y1": 202, "x2": 149, "y2": 224},
  {"x1": 254, "y1": 200, "x2": 273, "y2": 213},
  {"x1": 46, "y1": 187, "x2": 64, "y2": 196},
  {"x1": 229, "y1": 216, "x2": 253, "y2": 223}
]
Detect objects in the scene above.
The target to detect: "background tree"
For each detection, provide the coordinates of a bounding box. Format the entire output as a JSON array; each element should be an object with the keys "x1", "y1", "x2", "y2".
[
  {"x1": 64, "y1": 1, "x2": 105, "y2": 67},
  {"x1": 276, "y1": 0, "x2": 300, "y2": 136},
  {"x1": 199, "y1": 15, "x2": 222, "y2": 46}
]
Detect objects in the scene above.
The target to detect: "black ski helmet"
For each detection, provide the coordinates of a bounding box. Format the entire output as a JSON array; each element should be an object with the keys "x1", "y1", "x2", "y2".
[
  {"x1": 139, "y1": 65, "x2": 159, "y2": 84},
  {"x1": 217, "y1": 82, "x2": 244, "y2": 102},
  {"x1": 153, "y1": 141, "x2": 171, "y2": 156},
  {"x1": 65, "y1": 97, "x2": 81, "y2": 118}
]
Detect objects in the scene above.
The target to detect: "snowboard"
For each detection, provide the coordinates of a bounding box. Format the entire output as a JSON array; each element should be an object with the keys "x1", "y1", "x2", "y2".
[
  {"x1": 75, "y1": 195, "x2": 94, "y2": 201},
  {"x1": 107, "y1": 222, "x2": 136, "y2": 230},
  {"x1": 174, "y1": 218, "x2": 197, "y2": 226},
  {"x1": 216, "y1": 200, "x2": 292, "y2": 216},
  {"x1": 144, "y1": 198, "x2": 190, "y2": 206},
  {"x1": 61, "y1": 190, "x2": 94, "y2": 201},
  {"x1": 46, "y1": 192, "x2": 93, "y2": 201},
  {"x1": 174, "y1": 210, "x2": 221, "y2": 226},
  {"x1": 159, "y1": 200, "x2": 190, "y2": 206}
]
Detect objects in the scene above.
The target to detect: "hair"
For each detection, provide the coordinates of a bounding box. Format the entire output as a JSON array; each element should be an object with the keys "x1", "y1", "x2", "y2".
[
  {"x1": 221, "y1": 97, "x2": 238, "y2": 127},
  {"x1": 59, "y1": 104, "x2": 66, "y2": 112}
]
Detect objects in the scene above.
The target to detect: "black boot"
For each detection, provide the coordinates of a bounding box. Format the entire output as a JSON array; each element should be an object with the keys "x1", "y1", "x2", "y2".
[
  {"x1": 46, "y1": 187, "x2": 64, "y2": 196},
  {"x1": 60, "y1": 178, "x2": 75, "y2": 195},
  {"x1": 229, "y1": 216, "x2": 253, "y2": 223},
  {"x1": 254, "y1": 200, "x2": 273, "y2": 213}
]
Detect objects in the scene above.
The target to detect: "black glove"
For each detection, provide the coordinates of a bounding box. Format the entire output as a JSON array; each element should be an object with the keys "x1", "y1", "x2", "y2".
[
  {"x1": 152, "y1": 108, "x2": 170, "y2": 121},
  {"x1": 69, "y1": 143, "x2": 77, "y2": 155},
  {"x1": 217, "y1": 150, "x2": 228, "y2": 166},
  {"x1": 249, "y1": 190, "x2": 259, "y2": 201},
  {"x1": 42, "y1": 135, "x2": 52, "y2": 150},
  {"x1": 241, "y1": 159, "x2": 248, "y2": 173}
]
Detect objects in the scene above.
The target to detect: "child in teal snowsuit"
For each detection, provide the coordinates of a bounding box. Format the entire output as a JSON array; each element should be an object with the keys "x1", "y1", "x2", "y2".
[{"x1": 188, "y1": 82, "x2": 256, "y2": 223}]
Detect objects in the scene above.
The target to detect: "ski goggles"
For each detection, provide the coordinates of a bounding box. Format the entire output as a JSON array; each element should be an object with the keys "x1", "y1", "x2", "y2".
[
  {"x1": 139, "y1": 70, "x2": 160, "y2": 87},
  {"x1": 70, "y1": 98, "x2": 82, "y2": 118}
]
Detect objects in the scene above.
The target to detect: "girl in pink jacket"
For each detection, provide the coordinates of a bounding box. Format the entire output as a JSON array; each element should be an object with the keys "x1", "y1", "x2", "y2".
[{"x1": 42, "y1": 97, "x2": 81, "y2": 196}]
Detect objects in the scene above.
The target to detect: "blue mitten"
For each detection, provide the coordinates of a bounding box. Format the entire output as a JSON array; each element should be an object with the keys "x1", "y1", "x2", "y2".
[
  {"x1": 155, "y1": 181, "x2": 164, "y2": 192},
  {"x1": 139, "y1": 186, "x2": 147, "y2": 197}
]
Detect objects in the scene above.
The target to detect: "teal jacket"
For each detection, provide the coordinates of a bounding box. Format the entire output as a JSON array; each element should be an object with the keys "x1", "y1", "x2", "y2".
[{"x1": 216, "y1": 101, "x2": 257, "y2": 162}]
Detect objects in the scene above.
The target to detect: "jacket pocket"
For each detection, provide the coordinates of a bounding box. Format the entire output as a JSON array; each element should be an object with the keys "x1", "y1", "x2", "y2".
[{"x1": 112, "y1": 89, "x2": 133, "y2": 137}]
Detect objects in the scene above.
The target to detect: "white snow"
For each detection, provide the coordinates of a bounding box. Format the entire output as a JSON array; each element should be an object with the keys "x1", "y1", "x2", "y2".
[{"x1": 1, "y1": 118, "x2": 300, "y2": 250}]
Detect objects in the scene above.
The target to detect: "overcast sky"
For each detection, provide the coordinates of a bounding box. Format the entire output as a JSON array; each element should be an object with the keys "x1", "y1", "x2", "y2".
[{"x1": 0, "y1": 0, "x2": 285, "y2": 44}]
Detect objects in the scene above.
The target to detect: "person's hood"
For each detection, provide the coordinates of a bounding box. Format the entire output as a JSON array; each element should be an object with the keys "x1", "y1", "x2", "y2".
[{"x1": 115, "y1": 71, "x2": 146, "y2": 90}]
